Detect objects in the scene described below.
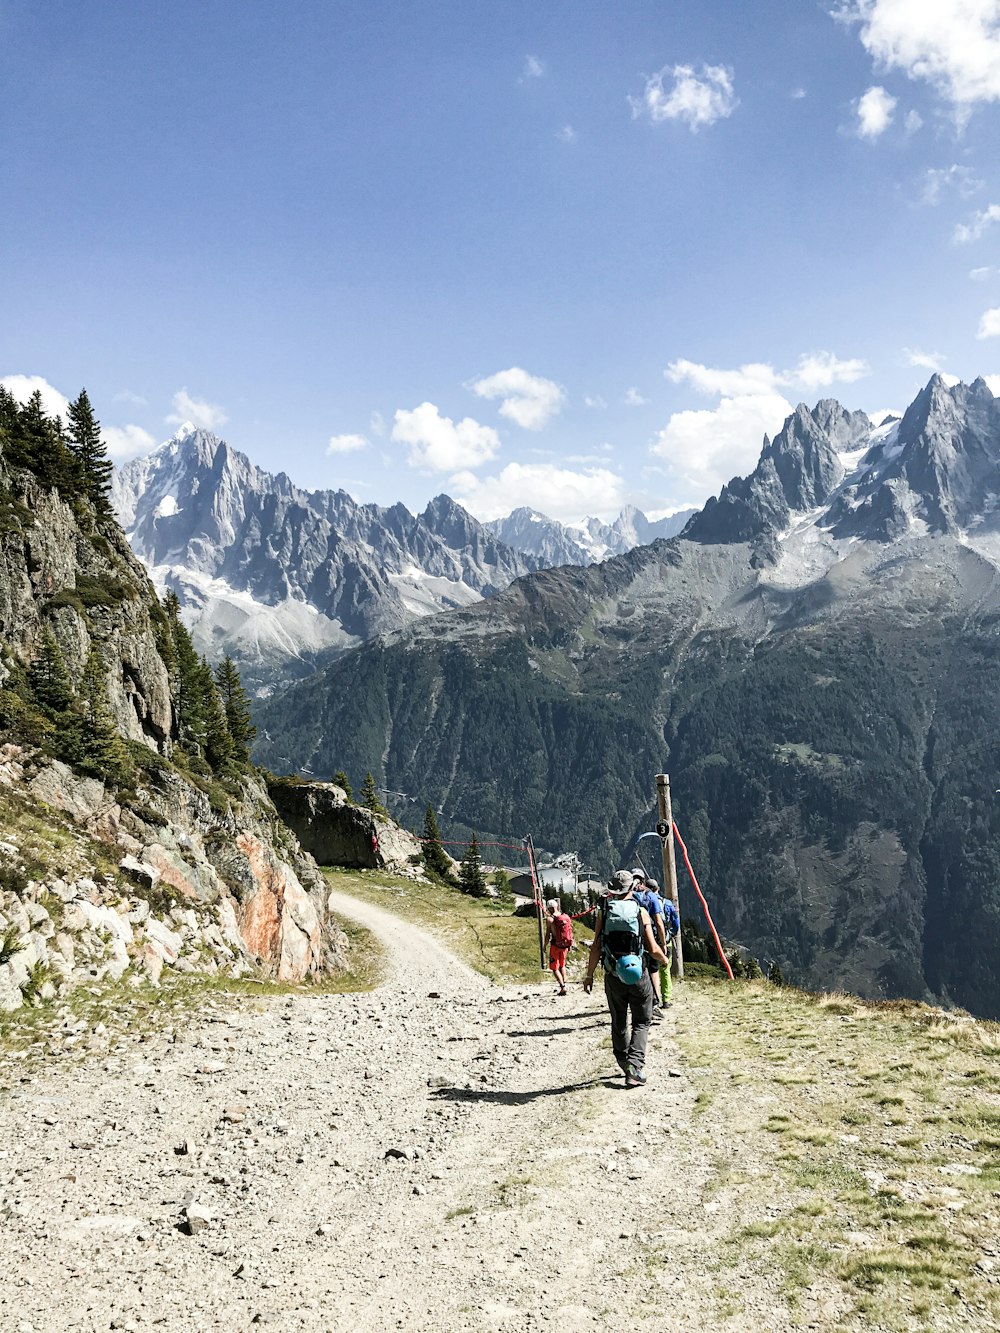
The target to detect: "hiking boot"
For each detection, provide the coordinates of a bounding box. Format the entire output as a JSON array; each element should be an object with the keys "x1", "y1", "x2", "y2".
[
  {"x1": 650, "y1": 1012, "x2": 663, "y2": 1026},
  {"x1": 625, "y1": 1068, "x2": 647, "y2": 1089}
]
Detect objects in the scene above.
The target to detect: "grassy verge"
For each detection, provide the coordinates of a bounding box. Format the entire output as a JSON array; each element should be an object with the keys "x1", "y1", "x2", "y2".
[
  {"x1": 675, "y1": 976, "x2": 1000, "y2": 1330},
  {"x1": 322, "y1": 866, "x2": 594, "y2": 986}
]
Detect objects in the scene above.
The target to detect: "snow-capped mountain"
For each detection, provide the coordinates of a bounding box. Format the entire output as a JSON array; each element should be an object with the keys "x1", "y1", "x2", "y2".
[
  {"x1": 254, "y1": 376, "x2": 1000, "y2": 1017},
  {"x1": 485, "y1": 504, "x2": 696, "y2": 565},
  {"x1": 112, "y1": 425, "x2": 540, "y2": 693}
]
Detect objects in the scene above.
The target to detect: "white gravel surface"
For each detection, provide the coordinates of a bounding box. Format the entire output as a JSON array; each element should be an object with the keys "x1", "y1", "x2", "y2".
[{"x1": 0, "y1": 888, "x2": 723, "y2": 1332}]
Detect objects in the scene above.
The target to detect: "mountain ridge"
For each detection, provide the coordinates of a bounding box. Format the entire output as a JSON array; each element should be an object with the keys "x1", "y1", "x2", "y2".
[{"x1": 253, "y1": 375, "x2": 1000, "y2": 1018}]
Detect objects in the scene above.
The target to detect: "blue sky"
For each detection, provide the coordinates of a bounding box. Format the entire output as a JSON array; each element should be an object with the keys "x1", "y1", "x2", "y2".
[{"x1": 3, "y1": 0, "x2": 1000, "y2": 521}]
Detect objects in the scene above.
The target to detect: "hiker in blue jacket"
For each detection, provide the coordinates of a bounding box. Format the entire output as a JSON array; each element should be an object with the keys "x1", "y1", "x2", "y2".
[
  {"x1": 631, "y1": 869, "x2": 667, "y2": 1021},
  {"x1": 583, "y1": 870, "x2": 669, "y2": 1088}
]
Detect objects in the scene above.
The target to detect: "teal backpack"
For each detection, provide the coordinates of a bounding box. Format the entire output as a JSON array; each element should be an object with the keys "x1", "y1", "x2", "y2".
[{"x1": 601, "y1": 898, "x2": 644, "y2": 977}]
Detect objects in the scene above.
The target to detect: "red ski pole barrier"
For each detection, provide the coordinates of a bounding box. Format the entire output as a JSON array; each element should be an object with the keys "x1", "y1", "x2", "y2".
[{"x1": 672, "y1": 822, "x2": 734, "y2": 981}]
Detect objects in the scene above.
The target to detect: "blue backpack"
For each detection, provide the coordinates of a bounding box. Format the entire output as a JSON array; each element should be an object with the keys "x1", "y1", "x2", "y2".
[{"x1": 601, "y1": 898, "x2": 644, "y2": 977}]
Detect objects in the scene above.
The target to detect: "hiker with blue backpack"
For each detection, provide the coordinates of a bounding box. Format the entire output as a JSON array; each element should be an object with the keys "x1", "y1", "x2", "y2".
[
  {"x1": 583, "y1": 869, "x2": 670, "y2": 1089},
  {"x1": 632, "y1": 871, "x2": 680, "y2": 1015}
]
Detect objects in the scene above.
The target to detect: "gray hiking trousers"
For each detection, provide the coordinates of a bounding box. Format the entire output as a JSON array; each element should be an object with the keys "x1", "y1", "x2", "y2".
[{"x1": 604, "y1": 970, "x2": 654, "y2": 1073}]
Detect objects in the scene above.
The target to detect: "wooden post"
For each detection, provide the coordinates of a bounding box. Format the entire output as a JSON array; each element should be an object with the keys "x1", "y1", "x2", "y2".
[
  {"x1": 656, "y1": 773, "x2": 684, "y2": 981},
  {"x1": 525, "y1": 835, "x2": 546, "y2": 970}
]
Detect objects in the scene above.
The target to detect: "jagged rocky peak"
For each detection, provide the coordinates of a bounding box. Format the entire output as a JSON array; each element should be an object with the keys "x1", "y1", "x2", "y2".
[
  {"x1": 761, "y1": 399, "x2": 862, "y2": 512},
  {"x1": 684, "y1": 396, "x2": 861, "y2": 547},
  {"x1": 827, "y1": 375, "x2": 1000, "y2": 540},
  {"x1": 113, "y1": 431, "x2": 538, "y2": 693}
]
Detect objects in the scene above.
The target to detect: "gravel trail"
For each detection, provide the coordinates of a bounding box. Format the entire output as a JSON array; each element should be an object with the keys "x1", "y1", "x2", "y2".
[{"x1": 0, "y1": 890, "x2": 757, "y2": 1332}]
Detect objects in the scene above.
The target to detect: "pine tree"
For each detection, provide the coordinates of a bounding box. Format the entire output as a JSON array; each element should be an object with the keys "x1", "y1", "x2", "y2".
[
  {"x1": 200, "y1": 657, "x2": 236, "y2": 772},
  {"x1": 333, "y1": 770, "x2": 353, "y2": 800},
  {"x1": 361, "y1": 771, "x2": 387, "y2": 817},
  {"x1": 166, "y1": 597, "x2": 209, "y2": 759},
  {"x1": 491, "y1": 867, "x2": 513, "y2": 900},
  {"x1": 66, "y1": 650, "x2": 130, "y2": 784},
  {"x1": 28, "y1": 628, "x2": 74, "y2": 713},
  {"x1": 66, "y1": 389, "x2": 113, "y2": 517},
  {"x1": 214, "y1": 654, "x2": 255, "y2": 765},
  {"x1": 459, "y1": 834, "x2": 487, "y2": 898},
  {"x1": 421, "y1": 803, "x2": 453, "y2": 880}
]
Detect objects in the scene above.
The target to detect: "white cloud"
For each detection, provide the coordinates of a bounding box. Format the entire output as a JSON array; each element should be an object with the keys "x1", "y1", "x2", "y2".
[
  {"x1": 836, "y1": 0, "x2": 1000, "y2": 116},
  {"x1": 666, "y1": 351, "x2": 867, "y2": 397},
  {"x1": 665, "y1": 359, "x2": 781, "y2": 397},
  {"x1": 369, "y1": 410, "x2": 386, "y2": 437},
  {"x1": 904, "y1": 348, "x2": 946, "y2": 371},
  {"x1": 953, "y1": 203, "x2": 1000, "y2": 243},
  {"x1": 392, "y1": 402, "x2": 499, "y2": 472},
  {"x1": 971, "y1": 265, "x2": 1000, "y2": 280},
  {"x1": 523, "y1": 55, "x2": 544, "y2": 79},
  {"x1": 112, "y1": 389, "x2": 148, "y2": 407},
  {"x1": 921, "y1": 163, "x2": 983, "y2": 205},
  {"x1": 0, "y1": 374, "x2": 70, "y2": 420},
  {"x1": 904, "y1": 108, "x2": 923, "y2": 133},
  {"x1": 790, "y1": 86, "x2": 807, "y2": 99},
  {"x1": 103, "y1": 424, "x2": 157, "y2": 461},
  {"x1": 867, "y1": 406, "x2": 903, "y2": 424},
  {"x1": 584, "y1": 394, "x2": 607, "y2": 410},
  {"x1": 453, "y1": 462, "x2": 628, "y2": 523},
  {"x1": 986, "y1": 375, "x2": 1000, "y2": 395},
  {"x1": 978, "y1": 307, "x2": 1000, "y2": 339},
  {"x1": 629, "y1": 63, "x2": 738, "y2": 132},
  {"x1": 556, "y1": 124, "x2": 577, "y2": 143},
  {"x1": 855, "y1": 84, "x2": 897, "y2": 138},
  {"x1": 469, "y1": 366, "x2": 566, "y2": 430},
  {"x1": 326, "y1": 433, "x2": 369, "y2": 456},
  {"x1": 791, "y1": 351, "x2": 869, "y2": 390},
  {"x1": 655, "y1": 349, "x2": 870, "y2": 498},
  {"x1": 651, "y1": 392, "x2": 795, "y2": 495},
  {"x1": 624, "y1": 387, "x2": 649, "y2": 406},
  {"x1": 166, "y1": 387, "x2": 227, "y2": 431}
]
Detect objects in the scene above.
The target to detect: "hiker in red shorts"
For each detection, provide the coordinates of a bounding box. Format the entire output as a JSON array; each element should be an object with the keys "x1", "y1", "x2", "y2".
[{"x1": 544, "y1": 898, "x2": 573, "y2": 996}]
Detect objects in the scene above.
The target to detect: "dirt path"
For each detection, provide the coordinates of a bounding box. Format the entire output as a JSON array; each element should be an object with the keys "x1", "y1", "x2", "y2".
[{"x1": 0, "y1": 891, "x2": 774, "y2": 1333}]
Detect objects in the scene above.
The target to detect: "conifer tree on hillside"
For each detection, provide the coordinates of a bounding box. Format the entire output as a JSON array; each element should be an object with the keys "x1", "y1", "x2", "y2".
[
  {"x1": 66, "y1": 389, "x2": 114, "y2": 517},
  {"x1": 421, "y1": 803, "x2": 453, "y2": 880},
  {"x1": 65, "y1": 650, "x2": 130, "y2": 784},
  {"x1": 200, "y1": 657, "x2": 236, "y2": 772},
  {"x1": 214, "y1": 654, "x2": 256, "y2": 764},
  {"x1": 14, "y1": 391, "x2": 81, "y2": 493},
  {"x1": 333, "y1": 770, "x2": 353, "y2": 800},
  {"x1": 459, "y1": 834, "x2": 487, "y2": 898},
  {"x1": 28, "y1": 628, "x2": 74, "y2": 713},
  {"x1": 361, "y1": 771, "x2": 388, "y2": 817}
]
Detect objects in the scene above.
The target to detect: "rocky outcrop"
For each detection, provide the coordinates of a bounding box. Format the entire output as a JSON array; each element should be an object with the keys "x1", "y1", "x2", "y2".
[
  {"x1": 0, "y1": 474, "x2": 173, "y2": 749},
  {"x1": 0, "y1": 743, "x2": 348, "y2": 1011},
  {"x1": 268, "y1": 780, "x2": 424, "y2": 875}
]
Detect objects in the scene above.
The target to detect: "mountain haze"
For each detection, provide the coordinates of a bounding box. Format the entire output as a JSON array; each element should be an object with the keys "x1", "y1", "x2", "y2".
[
  {"x1": 255, "y1": 376, "x2": 1000, "y2": 1018},
  {"x1": 485, "y1": 504, "x2": 697, "y2": 566}
]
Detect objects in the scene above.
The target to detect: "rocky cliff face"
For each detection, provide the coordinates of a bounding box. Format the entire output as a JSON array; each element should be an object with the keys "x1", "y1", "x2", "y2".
[
  {"x1": 0, "y1": 744, "x2": 347, "y2": 1010},
  {"x1": 255, "y1": 376, "x2": 1000, "y2": 1019},
  {"x1": 0, "y1": 423, "x2": 350, "y2": 1010},
  {"x1": 0, "y1": 472, "x2": 173, "y2": 749},
  {"x1": 112, "y1": 427, "x2": 538, "y2": 694}
]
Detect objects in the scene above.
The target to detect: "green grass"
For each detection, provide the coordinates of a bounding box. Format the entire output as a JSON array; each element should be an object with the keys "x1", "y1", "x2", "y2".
[
  {"x1": 322, "y1": 866, "x2": 593, "y2": 985},
  {"x1": 676, "y1": 975, "x2": 1000, "y2": 1329}
]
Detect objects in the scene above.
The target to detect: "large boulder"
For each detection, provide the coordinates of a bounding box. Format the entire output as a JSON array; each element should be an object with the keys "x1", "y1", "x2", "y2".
[{"x1": 267, "y1": 780, "x2": 423, "y2": 873}]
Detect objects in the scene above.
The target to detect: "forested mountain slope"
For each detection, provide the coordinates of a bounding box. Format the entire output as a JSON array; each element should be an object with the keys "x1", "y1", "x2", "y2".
[{"x1": 256, "y1": 376, "x2": 1000, "y2": 1017}]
